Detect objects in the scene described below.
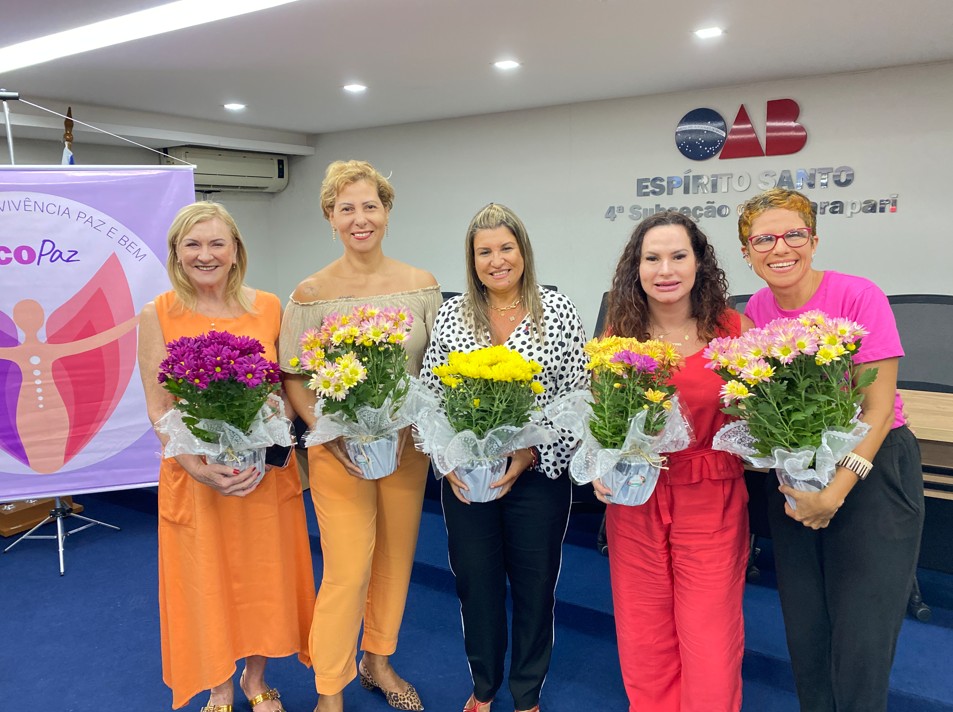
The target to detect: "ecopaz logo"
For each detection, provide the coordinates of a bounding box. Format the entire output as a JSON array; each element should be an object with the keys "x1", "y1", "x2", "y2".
[
  {"x1": 674, "y1": 99, "x2": 807, "y2": 160},
  {"x1": 602, "y1": 99, "x2": 899, "y2": 223}
]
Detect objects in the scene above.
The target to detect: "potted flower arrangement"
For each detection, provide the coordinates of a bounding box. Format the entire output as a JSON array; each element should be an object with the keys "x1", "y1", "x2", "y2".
[
  {"x1": 548, "y1": 336, "x2": 692, "y2": 505},
  {"x1": 415, "y1": 345, "x2": 557, "y2": 502},
  {"x1": 704, "y1": 310, "x2": 876, "y2": 507},
  {"x1": 155, "y1": 331, "x2": 293, "y2": 484},
  {"x1": 290, "y1": 304, "x2": 416, "y2": 479}
]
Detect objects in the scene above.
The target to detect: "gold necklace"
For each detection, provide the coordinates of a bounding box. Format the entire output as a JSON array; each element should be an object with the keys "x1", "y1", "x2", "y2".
[
  {"x1": 651, "y1": 318, "x2": 695, "y2": 344},
  {"x1": 490, "y1": 297, "x2": 523, "y2": 323}
]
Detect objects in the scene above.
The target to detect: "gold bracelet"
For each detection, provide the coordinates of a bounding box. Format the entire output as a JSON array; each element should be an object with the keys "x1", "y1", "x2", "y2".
[{"x1": 837, "y1": 452, "x2": 874, "y2": 481}]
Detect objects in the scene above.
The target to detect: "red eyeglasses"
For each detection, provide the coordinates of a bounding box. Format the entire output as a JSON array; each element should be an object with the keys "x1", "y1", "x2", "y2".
[{"x1": 747, "y1": 227, "x2": 813, "y2": 253}]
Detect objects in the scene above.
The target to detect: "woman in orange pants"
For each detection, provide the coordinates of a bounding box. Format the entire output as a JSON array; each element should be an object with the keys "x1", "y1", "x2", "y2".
[{"x1": 280, "y1": 160, "x2": 441, "y2": 712}]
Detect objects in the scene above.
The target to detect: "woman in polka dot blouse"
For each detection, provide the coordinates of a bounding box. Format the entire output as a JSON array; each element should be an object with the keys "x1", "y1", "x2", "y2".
[{"x1": 420, "y1": 203, "x2": 588, "y2": 712}]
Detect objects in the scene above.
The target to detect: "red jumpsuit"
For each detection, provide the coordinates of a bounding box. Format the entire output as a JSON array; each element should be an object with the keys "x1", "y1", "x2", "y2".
[{"x1": 606, "y1": 310, "x2": 749, "y2": 712}]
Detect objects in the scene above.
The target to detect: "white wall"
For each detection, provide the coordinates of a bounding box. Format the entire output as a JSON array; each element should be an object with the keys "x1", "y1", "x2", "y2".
[
  {"x1": 272, "y1": 61, "x2": 953, "y2": 334},
  {"x1": 6, "y1": 61, "x2": 951, "y2": 334}
]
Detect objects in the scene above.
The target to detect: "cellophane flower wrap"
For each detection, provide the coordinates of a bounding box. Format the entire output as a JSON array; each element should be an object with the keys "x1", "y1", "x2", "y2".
[
  {"x1": 154, "y1": 331, "x2": 293, "y2": 470},
  {"x1": 548, "y1": 337, "x2": 693, "y2": 504},
  {"x1": 705, "y1": 310, "x2": 876, "y2": 507},
  {"x1": 413, "y1": 345, "x2": 558, "y2": 479},
  {"x1": 290, "y1": 304, "x2": 419, "y2": 450}
]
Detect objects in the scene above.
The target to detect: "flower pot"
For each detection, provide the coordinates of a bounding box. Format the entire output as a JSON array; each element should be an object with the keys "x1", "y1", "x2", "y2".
[
  {"x1": 207, "y1": 446, "x2": 267, "y2": 487},
  {"x1": 775, "y1": 469, "x2": 827, "y2": 510},
  {"x1": 345, "y1": 432, "x2": 399, "y2": 480},
  {"x1": 603, "y1": 457, "x2": 661, "y2": 506},
  {"x1": 454, "y1": 458, "x2": 507, "y2": 503}
]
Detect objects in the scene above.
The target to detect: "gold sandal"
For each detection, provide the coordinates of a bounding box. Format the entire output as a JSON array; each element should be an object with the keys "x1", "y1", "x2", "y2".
[
  {"x1": 200, "y1": 704, "x2": 232, "y2": 712},
  {"x1": 247, "y1": 687, "x2": 285, "y2": 711},
  {"x1": 240, "y1": 669, "x2": 286, "y2": 712}
]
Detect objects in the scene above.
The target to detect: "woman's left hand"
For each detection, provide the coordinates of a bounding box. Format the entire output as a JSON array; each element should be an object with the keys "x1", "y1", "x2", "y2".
[
  {"x1": 779, "y1": 485, "x2": 843, "y2": 529},
  {"x1": 489, "y1": 448, "x2": 536, "y2": 499},
  {"x1": 592, "y1": 477, "x2": 611, "y2": 505}
]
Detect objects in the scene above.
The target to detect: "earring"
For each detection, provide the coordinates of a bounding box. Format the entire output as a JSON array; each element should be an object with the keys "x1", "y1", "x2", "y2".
[{"x1": 331, "y1": 226, "x2": 337, "y2": 241}]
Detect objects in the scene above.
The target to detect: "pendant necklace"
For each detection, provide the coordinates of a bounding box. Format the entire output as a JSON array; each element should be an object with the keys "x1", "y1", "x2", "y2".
[
  {"x1": 652, "y1": 319, "x2": 695, "y2": 345},
  {"x1": 490, "y1": 297, "x2": 523, "y2": 323}
]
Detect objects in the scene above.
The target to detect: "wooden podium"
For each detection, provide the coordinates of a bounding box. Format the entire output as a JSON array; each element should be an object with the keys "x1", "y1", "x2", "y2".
[{"x1": 0, "y1": 497, "x2": 83, "y2": 537}]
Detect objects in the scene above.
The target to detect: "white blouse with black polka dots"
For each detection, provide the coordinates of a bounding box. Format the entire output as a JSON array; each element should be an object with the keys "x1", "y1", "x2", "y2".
[{"x1": 420, "y1": 287, "x2": 589, "y2": 479}]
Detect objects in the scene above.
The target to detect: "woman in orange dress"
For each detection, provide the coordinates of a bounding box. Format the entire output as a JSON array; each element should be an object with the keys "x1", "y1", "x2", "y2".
[{"x1": 138, "y1": 202, "x2": 316, "y2": 712}]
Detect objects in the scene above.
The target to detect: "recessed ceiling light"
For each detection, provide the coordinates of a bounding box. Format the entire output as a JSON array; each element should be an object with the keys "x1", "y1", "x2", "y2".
[
  {"x1": 494, "y1": 60, "x2": 520, "y2": 71},
  {"x1": 0, "y1": 0, "x2": 303, "y2": 73},
  {"x1": 694, "y1": 26, "x2": 723, "y2": 39},
  {"x1": 343, "y1": 84, "x2": 367, "y2": 94},
  {"x1": 223, "y1": 103, "x2": 246, "y2": 111}
]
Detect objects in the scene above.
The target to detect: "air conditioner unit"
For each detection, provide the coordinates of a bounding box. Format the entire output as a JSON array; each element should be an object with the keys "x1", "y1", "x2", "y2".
[{"x1": 162, "y1": 146, "x2": 289, "y2": 193}]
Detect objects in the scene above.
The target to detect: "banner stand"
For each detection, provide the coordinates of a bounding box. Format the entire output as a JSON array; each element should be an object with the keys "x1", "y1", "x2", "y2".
[{"x1": 3, "y1": 496, "x2": 120, "y2": 575}]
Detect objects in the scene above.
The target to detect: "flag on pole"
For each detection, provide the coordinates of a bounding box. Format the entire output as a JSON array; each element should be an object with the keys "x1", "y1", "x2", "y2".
[{"x1": 62, "y1": 107, "x2": 75, "y2": 164}]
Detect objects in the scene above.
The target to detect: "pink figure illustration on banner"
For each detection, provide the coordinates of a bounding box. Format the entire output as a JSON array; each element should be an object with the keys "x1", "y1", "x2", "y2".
[{"x1": 0, "y1": 254, "x2": 139, "y2": 474}]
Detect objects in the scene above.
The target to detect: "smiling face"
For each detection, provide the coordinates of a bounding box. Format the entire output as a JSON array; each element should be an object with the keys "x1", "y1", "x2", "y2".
[
  {"x1": 329, "y1": 179, "x2": 388, "y2": 251},
  {"x1": 744, "y1": 207, "x2": 818, "y2": 294},
  {"x1": 639, "y1": 223, "x2": 697, "y2": 307},
  {"x1": 473, "y1": 225, "x2": 525, "y2": 300},
  {"x1": 176, "y1": 217, "x2": 237, "y2": 291}
]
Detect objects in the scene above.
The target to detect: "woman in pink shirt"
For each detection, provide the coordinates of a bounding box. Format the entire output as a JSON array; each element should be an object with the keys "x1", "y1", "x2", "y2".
[{"x1": 739, "y1": 188, "x2": 924, "y2": 712}]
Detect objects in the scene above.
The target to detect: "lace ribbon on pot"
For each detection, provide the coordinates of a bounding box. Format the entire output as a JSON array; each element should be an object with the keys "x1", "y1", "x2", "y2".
[
  {"x1": 711, "y1": 416, "x2": 870, "y2": 508},
  {"x1": 304, "y1": 376, "x2": 423, "y2": 446},
  {"x1": 409, "y1": 384, "x2": 558, "y2": 478},
  {"x1": 546, "y1": 390, "x2": 694, "y2": 485},
  {"x1": 156, "y1": 393, "x2": 294, "y2": 459}
]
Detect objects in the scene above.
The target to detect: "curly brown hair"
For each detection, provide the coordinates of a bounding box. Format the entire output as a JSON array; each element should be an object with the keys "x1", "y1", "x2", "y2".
[{"x1": 605, "y1": 211, "x2": 730, "y2": 341}]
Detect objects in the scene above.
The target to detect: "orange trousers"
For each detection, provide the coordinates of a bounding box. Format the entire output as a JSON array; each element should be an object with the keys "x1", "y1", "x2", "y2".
[{"x1": 307, "y1": 444, "x2": 428, "y2": 695}]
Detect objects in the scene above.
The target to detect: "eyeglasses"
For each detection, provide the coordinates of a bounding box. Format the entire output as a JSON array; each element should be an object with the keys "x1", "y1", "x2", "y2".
[{"x1": 747, "y1": 227, "x2": 813, "y2": 253}]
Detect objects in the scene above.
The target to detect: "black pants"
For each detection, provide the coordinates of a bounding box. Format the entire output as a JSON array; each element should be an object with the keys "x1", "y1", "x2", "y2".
[
  {"x1": 442, "y1": 469, "x2": 572, "y2": 710},
  {"x1": 767, "y1": 425, "x2": 924, "y2": 712}
]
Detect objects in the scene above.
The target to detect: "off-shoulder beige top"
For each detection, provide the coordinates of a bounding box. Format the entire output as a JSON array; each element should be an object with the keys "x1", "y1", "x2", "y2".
[{"x1": 278, "y1": 285, "x2": 443, "y2": 376}]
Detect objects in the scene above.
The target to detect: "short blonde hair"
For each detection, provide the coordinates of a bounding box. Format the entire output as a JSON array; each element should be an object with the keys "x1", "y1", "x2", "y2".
[
  {"x1": 165, "y1": 201, "x2": 253, "y2": 312},
  {"x1": 320, "y1": 160, "x2": 395, "y2": 220},
  {"x1": 738, "y1": 188, "x2": 816, "y2": 246}
]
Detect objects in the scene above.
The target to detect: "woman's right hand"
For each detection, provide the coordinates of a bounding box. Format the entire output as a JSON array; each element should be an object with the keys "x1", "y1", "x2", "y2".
[
  {"x1": 445, "y1": 470, "x2": 472, "y2": 504},
  {"x1": 177, "y1": 455, "x2": 262, "y2": 496},
  {"x1": 592, "y1": 477, "x2": 612, "y2": 505},
  {"x1": 322, "y1": 437, "x2": 366, "y2": 478}
]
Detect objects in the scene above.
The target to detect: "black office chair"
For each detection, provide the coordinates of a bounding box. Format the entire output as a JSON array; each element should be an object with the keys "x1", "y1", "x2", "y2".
[
  {"x1": 889, "y1": 295, "x2": 953, "y2": 393},
  {"x1": 888, "y1": 295, "x2": 953, "y2": 621},
  {"x1": 729, "y1": 293, "x2": 752, "y2": 314}
]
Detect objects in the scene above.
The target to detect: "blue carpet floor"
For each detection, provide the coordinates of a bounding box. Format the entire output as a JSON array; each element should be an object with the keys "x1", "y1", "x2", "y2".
[{"x1": 1, "y1": 488, "x2": 952, "y2": 711}]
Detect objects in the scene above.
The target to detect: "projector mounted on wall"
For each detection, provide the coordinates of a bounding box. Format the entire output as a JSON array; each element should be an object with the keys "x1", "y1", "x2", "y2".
[{"x1": 161, "y1": 146, "x2": 289, "y2": 193}]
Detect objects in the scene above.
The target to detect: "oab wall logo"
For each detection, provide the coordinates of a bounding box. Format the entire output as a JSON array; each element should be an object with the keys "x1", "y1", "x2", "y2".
[
  {"x1": 674, "y1": 99, "x2": 808, "y2": 161},
  {"x1": 602, "y1": 98, "x2": 899, "y2": 223}
]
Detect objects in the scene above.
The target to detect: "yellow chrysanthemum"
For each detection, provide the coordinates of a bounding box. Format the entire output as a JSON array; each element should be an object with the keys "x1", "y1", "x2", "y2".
[{"x1": 644, "y1": 389, "x2": 666, "y2": 404}]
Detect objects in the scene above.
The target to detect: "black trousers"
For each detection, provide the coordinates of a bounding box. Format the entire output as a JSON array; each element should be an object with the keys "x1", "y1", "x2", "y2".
[
  {"x1": 766, "y1": 425, "x2": 924, "y2": 712},
  {"x1": 442, "y1": 469, "x2": 572, "y2": 710}
]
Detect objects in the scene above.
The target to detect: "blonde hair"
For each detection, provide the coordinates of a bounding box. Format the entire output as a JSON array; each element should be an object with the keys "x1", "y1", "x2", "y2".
[
  {"x1": 738, "y1": 188, "x2": 816, "y2": 246},
  {"x1": 165, "y1": 201, "x2": 253, "y2": 312},
  {"x1": 463, "y1": 203, "x2": 544, "y2": 344},
  {"x1": 320, "y1": 160, "x2": 395, "y2": 220}
]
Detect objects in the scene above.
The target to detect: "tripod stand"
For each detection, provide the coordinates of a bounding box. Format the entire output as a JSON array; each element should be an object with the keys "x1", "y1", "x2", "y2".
[{"x1": 3, "y1": 496, "x2": 120, "y2": 575}]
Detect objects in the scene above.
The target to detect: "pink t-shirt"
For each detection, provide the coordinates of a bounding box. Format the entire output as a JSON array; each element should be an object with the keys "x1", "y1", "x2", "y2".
[{"x1": 745, "y1": 271, "x2": 906, "y2": 429}]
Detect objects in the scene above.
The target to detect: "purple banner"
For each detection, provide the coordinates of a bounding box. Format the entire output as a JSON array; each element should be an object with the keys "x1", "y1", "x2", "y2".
[{"x1": 0, "y1": 167, "x2": 195, "y2": 499}]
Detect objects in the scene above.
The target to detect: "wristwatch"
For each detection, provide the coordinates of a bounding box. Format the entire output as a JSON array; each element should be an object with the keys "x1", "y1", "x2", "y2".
[{"x1": 837, "y1": 452, "x2": 873, "y2": 481}]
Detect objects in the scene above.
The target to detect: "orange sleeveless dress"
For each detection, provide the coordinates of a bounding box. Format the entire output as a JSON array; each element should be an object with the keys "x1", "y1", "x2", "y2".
[{"x1": 154, "y1": 290, "x2": 315, "y2": 709}]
